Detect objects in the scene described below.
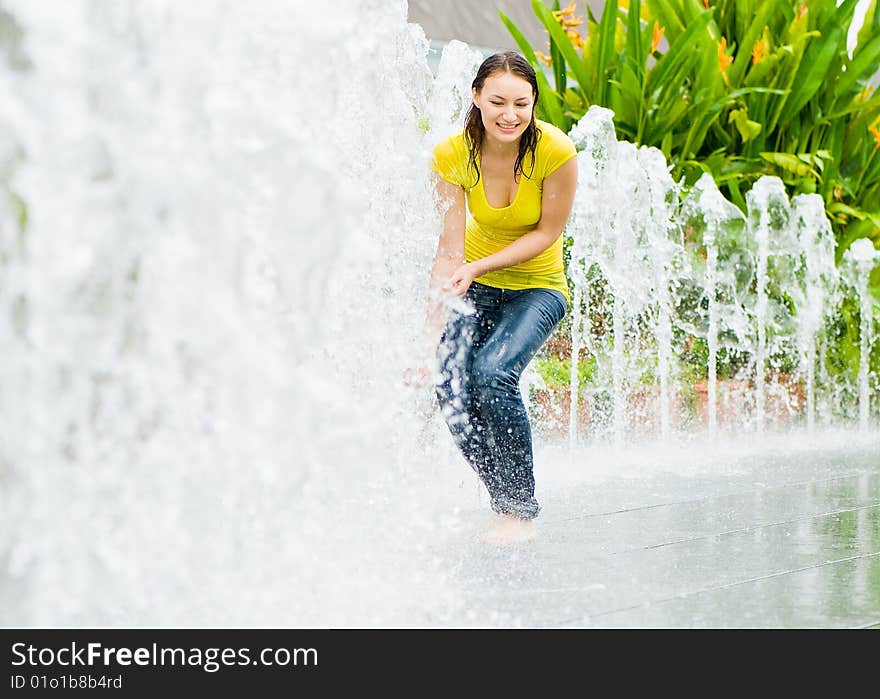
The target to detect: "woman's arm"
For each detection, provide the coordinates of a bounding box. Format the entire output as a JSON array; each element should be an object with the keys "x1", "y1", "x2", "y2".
[{"x1": 447, "y1": 156, "x2": 577, "y2": 296}]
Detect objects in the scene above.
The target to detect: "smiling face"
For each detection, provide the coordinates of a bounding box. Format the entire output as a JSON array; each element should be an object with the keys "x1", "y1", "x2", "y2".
[{"x1": 472, "y1": 70, "x2": 535, "y2": 146}]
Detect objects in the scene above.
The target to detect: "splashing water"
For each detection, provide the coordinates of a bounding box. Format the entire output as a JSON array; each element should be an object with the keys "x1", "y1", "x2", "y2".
[
  {"x1": 0, "y1": 0, "x2": 467, "y2": 627},
  {"x1": 0, "y1": 3, "x2": 877, "y2": 627},
  {"x1": 679, "y1": 172, "x2": 750, "y2": 433},
  {"x1": 843, "y1": 239, "x2": 880, "y2": 431},
  {"x1": 565, "y1": 107, "x2": 877, "y2": 442}
]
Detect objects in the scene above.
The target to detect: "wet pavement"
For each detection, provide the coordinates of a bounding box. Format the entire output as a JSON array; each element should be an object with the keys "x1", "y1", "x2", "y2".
[
  {"x1": 2, "y1": 431, "x2": 877, "y2": 628},
  {"x1": 432, "y1": 436, "x2": 880, "y2": 628}
]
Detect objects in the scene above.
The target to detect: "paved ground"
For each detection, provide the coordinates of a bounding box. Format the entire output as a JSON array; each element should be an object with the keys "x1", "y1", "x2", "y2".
[
  {"x1": 431, "y1": 434, "x2": 880, "y2": 628},
  {"x1": 1, "y1": 430, "x2": 876, "y2": 628}
]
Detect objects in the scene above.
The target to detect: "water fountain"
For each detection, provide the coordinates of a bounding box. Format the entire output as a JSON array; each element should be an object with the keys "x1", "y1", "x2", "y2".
[
  {"x1": 0, "y1": 0, "x2": 463, "y2": 627},
  {"x1": 0, "y1": 1, "x2": 877, "y2": 627},
  {"x1": 679, "y1": 172, "x2": 751, "y2": 434},
  {"x1": 567, "y1": 109, "x2": 682, "y2": 443},
  {"x1": 564, "y1": 106, "x2": 876, "y2": 443},
  {"x1": 844, "y1": 239, "x2": 880, "y2": 431}
]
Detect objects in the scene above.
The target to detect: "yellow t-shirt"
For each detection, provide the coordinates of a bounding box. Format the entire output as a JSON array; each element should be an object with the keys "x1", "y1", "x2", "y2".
[{"x1": 431, "y1": 119, "x2": 576, "y2": 302}]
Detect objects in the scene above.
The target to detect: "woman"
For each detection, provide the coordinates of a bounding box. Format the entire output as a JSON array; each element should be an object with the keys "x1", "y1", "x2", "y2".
[{"x1": 415, "y1": 51, "x2": 577, "y2": 544}]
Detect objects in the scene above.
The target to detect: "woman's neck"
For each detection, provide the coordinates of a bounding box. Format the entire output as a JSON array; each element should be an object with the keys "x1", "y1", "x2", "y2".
[{"x1": 481, "y1": 132, "x2": 520, "y2": 159}]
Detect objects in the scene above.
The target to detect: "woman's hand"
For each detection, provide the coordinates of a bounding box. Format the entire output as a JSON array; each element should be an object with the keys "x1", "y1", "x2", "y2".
[
  {"x1": 445, "y1": 262, "x2": 480, "y2": 297},
  {"x1": 402, "y1": 364, "x2": 432, "y2": 387}
]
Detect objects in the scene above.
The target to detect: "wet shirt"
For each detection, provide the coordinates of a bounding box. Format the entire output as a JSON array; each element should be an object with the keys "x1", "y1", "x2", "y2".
[{"x1": 431, "y1": 119, "x2": 576, "y2": 302}]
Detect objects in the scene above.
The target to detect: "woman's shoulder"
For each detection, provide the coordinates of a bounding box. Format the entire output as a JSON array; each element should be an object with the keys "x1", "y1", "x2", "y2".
[
  {"x1": 432, "y1": 130, "x2": 470, "y2": 187},
  {"x1": 535, "y1": 119, "x2": 577, "y2": 177},
  {"x1": 433, "y1": 129, "x2": 467, "y2": 158},
  {"x1": 536, "y1": 119, "x2": 575, "y2": 153}
]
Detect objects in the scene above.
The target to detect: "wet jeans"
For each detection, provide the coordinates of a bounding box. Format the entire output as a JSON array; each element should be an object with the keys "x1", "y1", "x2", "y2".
[{"x1": 435, "y1": 282, "x2": 568, "y2": 519}]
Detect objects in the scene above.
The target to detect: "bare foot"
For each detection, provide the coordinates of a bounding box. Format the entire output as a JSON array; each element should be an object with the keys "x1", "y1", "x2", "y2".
[{"x1": 480, "y1": 514, "x2": 536, "y2": 545}]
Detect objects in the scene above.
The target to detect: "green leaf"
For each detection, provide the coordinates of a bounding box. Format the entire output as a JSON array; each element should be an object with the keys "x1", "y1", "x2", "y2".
[
  {"x1": 743, "y1": 45, "x2": 783, "y2": 88},
  {"x1": 728, "y1": 0, "x2": 783, "y2": 86},
  {"x1": 499, "y1": 10, "x2": 567, "y2": 128},
  {"x1": 691, "y1": 23, "x2": 723, "y2": 96},
  {"x1": 729, "y1": 108, "x2": 762, "y2": 142},
  {"x1": 616, "y1": 60, "x2": 644, "y2": 103},
  {"x1": 860, "y1": 146, "x2": 880, "y2": 192},
  {"x1": 680, "y1": 87, "x2": 783, "y2": 161},
  {"x1": 645, "y1": 95, "x2": 691, "y2": 145},
  {"x1": 759, "y1": 151, "x2": 817, "y2": 178},
  {"x1": 608, "y1": 61, "x2": 642, "y2": 126},
  {"x1": 681, "y1": 0, "x2": 709, "y2": 26},
  {"x1": 857, "y1": 0, "x2": 878, "y2": 49},
  {"x1": 828, "y1": 203, "x2": 880, "y2": 227},
  {"x1": 531, "y1": 0, "x2": 592, "y2": 105},
  {"x1": 837, "y1": 218, "x2": 878, "y2": 262},
  {"x1": 820, "y1": 121, "x2": 846, "y2": 200},
  {"x1": 827, "y1": 87, "x2": 880, "y2": 119},
  {"x1": 562, "y1": 87, "x2": 585, "y2": 111},
  {"x1": 835, "y1": 33, "x2": 880, "y2": 100},
  {"x1": 777, "y1": 25, "x2": 846, "y2": 124},
  {"x1": 647, "y1": 0, "x2": 687, "y2": 43},
  {"x1": 646, "y1": 9, "x2": 714, "y2": 100},
  {"x1": 661, "y1": 130, "x2": 673, "y2": 159},
  {"x1": 549, "y1": 0, "x2": 567, "y2": 96},
  {"x1": 727, "y1": 177, "x2": 747, "y2": 212},
  {"x1": 596, "y1": 0, "x2": 620, "y2": 105},
  {"x1": 625, "y1": 0, "x2": 643, "y2": 78}
]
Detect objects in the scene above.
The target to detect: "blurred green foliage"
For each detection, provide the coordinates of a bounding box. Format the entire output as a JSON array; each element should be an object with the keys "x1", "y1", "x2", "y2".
[{"x1": 501, "y1": 0, "x2": 880, "y2": 258}]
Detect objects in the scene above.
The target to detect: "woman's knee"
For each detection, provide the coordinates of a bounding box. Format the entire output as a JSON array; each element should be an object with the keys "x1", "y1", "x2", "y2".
[{"x1": 471, "y1": 355, "x2": 517, "y2": 395}]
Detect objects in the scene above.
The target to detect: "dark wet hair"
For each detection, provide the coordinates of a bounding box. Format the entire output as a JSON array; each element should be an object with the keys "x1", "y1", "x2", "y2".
[{"x1": 464, "y1": 51, "x2": 540, "y2": 187}]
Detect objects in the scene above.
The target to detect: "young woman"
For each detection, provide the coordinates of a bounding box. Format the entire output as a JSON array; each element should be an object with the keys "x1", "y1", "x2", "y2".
[{"x1": 414, "y1": 51, "x2": 577, "y2": 544}]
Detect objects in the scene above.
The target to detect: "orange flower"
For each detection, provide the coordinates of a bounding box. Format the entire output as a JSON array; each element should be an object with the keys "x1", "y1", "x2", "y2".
[
  {"x1": 703, "y1": 0, "x2": 710, "y2": 8},
  {"x1": 752, "y1": 37, "x2": 767, "y2": 65},
  {"x1": 550, "y1": 1, "x2": 583, "y2": 48},
  {"x1": 871, "y1": 126, "x2": 880, "y2": 151},
  {"x1": 552, "y1": 1, "x2": 576, "y2": 20},
  {"x1": 652, "y1": 21, "x2": 665, "y2": 53},
  {"x1": 535, "y1": 50, "x2": 553, "y2": 67},
  {"x1": 718, "y1": 37, "x2": 733, "y2": 72}
]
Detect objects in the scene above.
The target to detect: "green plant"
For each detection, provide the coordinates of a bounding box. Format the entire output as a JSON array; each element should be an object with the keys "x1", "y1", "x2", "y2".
[
  {"x1": 534, "y1": 354, "x2": 598, "y2": 388},
  {"x1": 824, "y1": 293, "x2": 880, "y2": 378},
  {"x1": 501, "y1": 0, "x2": 880, "y2": 257}
]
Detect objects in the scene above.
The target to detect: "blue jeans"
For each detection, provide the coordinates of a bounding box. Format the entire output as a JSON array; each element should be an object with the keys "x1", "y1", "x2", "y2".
[{"x1": 435, "y1": 282, "x2": 568, "y2": 519}]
